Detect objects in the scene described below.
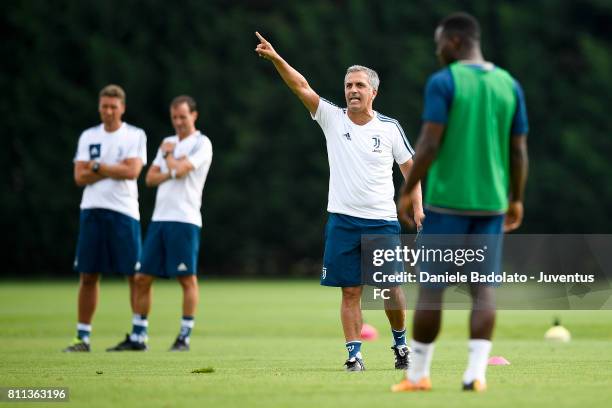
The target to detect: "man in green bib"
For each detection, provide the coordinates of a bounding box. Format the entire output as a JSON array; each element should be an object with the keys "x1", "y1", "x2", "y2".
[{"x1": 393, "y1": 12, "x2": 529, "y2": 392}]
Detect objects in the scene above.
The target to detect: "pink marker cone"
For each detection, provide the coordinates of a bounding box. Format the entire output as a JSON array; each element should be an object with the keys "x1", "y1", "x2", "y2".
[
  {"x1": 488, "y1": 356, "x2": 511, "y2": 365},
  {"x1": 360, "y1": 323, "x2": 379, "y2": 341}
]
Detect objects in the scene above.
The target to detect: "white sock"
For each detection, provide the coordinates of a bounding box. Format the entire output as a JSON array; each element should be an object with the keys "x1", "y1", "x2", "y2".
[
  {"x1": 463, "y1": 339, "x2": 492, "y2": 384},
  {"x1": 179, "y1": 318, "x2": 195, "y2": 341},
  {"x1": 407, "y1": 340, "x2": 434, "y2": 382},
  {"x1": 77, "y1": 322, "x2": 92, "y2": 344},
  {"x1": 129, "y1": 314, "x2": 148, "y2": 343}
]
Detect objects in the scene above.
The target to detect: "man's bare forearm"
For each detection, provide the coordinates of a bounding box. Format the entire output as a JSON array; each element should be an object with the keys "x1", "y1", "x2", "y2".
[
  {"x1": 146, "y1": 169, "x2": 170, "y2": 187},
  {"x1": 271, "y1": 56, "x2": 310, "y2": 95},
  {"x1": 409, "y1": 182, "x2": 424, "y2": 213},
  {"x1": 98, "y1": 162, "x2": 141, "y2": 180},
  {"x1": 256, "y1": 32, "x2": 318, "y2": 113},
  {"x1": 164, "y1": 155, "x2": 193, "y2": 178},
  {"x1": 509, "y1": 136, "x2": 528, "y2": 202},
  {"x1": 75, "y1": 170, "x2": 105, "y2": 186},
  {"x1": 399, "y1": 160, "x2": 424, "y2": 213}
]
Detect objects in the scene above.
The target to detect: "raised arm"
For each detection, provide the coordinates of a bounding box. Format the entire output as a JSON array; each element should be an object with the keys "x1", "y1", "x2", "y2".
[{"x1": 255, "y1": 32, "x2": 319, "y2": 115}]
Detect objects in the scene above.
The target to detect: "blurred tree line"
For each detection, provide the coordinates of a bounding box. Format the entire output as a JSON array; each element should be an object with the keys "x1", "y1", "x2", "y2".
[{"x1": 2, "y1": 0, "x2": 611, "y2": 277}]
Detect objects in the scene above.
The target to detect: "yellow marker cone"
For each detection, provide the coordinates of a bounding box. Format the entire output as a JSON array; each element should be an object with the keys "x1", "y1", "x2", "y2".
[{"x1": 544, "y1": 318, "x2": 571, "y2": 342}]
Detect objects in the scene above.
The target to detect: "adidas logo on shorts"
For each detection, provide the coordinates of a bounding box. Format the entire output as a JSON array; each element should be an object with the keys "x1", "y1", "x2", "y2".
[{"x1": 177, "y1": 263, "x2": 188, "y2": 272}]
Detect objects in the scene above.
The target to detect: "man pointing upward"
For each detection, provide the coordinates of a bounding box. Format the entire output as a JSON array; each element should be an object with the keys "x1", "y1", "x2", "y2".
[{"x1": 256, "y1": 32, "x2": 424, "y2": 372}]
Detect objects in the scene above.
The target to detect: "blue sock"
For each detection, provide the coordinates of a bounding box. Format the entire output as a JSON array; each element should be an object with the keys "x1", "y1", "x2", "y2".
[
  {"x1": 392, "y1": 328, "x2": 407, "y2": 347},
  {"x1": 179, "y1": 316, "x2": 194, "y2": 341},
  {"x1": 77, "y1": 323, "x2": 91, "y2": 343},
  {"x1": 130, "y1": 314, "x2": 148, "y2": 343},
  {"x1": 346, "y1": 341, "x2": 362, "y2": 359}
]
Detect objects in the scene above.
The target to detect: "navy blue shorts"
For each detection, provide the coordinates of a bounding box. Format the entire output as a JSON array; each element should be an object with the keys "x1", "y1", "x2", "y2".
[
  {"x1": 74, "y1": 209, "x2": 142, "y2": 275},
  {"x1": 418, "y1": 209, "x2": 504, "y2": 289},
  {"x1": 140, "y1": 221, "x2": 201, "y2": 278},
  {"x1": 322, "y1": 213, "x2": 401, "y2": 287}
]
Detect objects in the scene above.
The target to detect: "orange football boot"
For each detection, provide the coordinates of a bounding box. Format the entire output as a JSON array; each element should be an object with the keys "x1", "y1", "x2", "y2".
[{"x1": 391, "y1": 377, "x2": 432, "y2": 392}]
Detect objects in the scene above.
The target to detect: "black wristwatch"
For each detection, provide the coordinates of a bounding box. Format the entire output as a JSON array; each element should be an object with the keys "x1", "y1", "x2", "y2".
[{"x1": 92, "y1": 162, "x2": 100, "y2": 173}]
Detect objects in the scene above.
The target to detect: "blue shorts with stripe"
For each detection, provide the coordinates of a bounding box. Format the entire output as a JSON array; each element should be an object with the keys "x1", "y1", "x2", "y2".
[
  {"x1": 418, "y1": 208, "x2": 504, "y2": 289},
  {"x1": 322, "y1": 213, "x2": 402, "y2": 288},
  {"x1": 74, "y1": 209, "x2": 142, "y2": 275},
  {"x1": 140, "y1": 221, "x2": 201, "y2": 278}
]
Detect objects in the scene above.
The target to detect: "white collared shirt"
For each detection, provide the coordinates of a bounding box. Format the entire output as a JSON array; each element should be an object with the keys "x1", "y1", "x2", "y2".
[
  {"x1": 151, "y1": 131, "x2": 213, "y2": 227},
  {"x1": 312, "y1": 99, "x2": 413, "y2": 220},
  {"x1": 74, "y1": 123, "x2": 147, "y2": 220}
]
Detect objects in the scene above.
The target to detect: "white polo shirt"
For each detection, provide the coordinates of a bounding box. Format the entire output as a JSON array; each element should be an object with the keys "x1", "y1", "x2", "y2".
[
  {"x1": 151, "y1": 131, "x2": 212, "y2": 227},
  {"x1": 74, "y1": 122, "x2": 147, "y2": 220},
  {"x1": 312, "y1": 98, "x2": 414, "y2": 220}
]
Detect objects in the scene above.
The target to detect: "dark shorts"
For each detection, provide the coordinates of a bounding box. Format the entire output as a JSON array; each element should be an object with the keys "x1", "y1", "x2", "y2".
[
  {"x1": 321, "y1": 213, "x2": 401, "y2": 288},
  {"x1": 418, "y1": 209, "x2": 504, "y2": 289},
  {"x1": 74, "y1": 208, "x2": 142, "y2": 275},
  {"x1": 140, "y1": 221, "x2": 201, "y2": 278}
]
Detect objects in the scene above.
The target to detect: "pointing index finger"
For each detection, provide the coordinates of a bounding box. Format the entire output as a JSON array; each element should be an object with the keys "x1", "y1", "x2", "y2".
[{"x1": 255, "y1": 31, "x2": 268, "y2": 44}]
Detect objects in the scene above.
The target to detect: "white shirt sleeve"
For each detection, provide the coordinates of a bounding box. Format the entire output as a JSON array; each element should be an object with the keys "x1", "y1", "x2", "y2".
[
  {"x1": 152, "y1": 148, "x2": 164, "y2": 167},
  {"x1": 125, "y1": 129, "x2": 147, "y2": 165},
  {"x1": 311, "y1": 98, "x2": 342, "y2": 136},
  {"x1": 74, "y1": 131, "x2": 90, "y2": 162},
  {"x1": 187, "y1": 137, "x2": 213, "y2": 170},
  {"x1": 391, "y1": 123, "x2": 414, "y2": 165}
]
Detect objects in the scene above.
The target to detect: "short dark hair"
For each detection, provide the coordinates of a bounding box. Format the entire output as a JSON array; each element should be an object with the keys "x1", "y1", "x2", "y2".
[
  {"x1": 170, "y1": 95, "x2": 197, "y2": 112},
  {"x1": 439, "y1": 12, "x2": 481, "y2": 44}
]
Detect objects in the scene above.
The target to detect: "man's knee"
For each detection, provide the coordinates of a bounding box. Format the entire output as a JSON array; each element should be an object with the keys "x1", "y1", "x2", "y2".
[
  {"x1": 384, "y1": 286, "x2": 406, "y2": 310},
  {"x1": 178, "y1": 275, "x2": 198, "y2": 290},
  {"x1": 416, "y1": 286, "x2": 444, "y2": 308},
  {"x1": 341, "y1": 286, "x2": 362, "y2": 303},
  {"x1": 134, "y1": 273, "x2": 154, "y2": 289},
  {"x1": 80, "y1": 273, "x2": 99, "y2": 287},
  {"x1": 470, "y1": 285, "x2": 496, "y2": 310},
  {"x1": 386, "y1": 286, "x2": 404, "y2": 300}
]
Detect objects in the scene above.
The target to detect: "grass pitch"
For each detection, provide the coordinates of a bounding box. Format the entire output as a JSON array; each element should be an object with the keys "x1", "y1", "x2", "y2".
[{"x1": 1, "y1": 280, "x2": 611, "y2": 407}]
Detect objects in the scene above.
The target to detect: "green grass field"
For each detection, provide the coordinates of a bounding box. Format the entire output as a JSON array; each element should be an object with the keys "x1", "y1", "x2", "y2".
[{"x1": 1, "y1": 280, "x2": 611, "y2": 407}]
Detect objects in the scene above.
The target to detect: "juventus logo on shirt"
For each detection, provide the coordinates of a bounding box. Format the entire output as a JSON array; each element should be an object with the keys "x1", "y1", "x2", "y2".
[{"x1": 372, "y1": 136, "x2": 382, "y2": 153}]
